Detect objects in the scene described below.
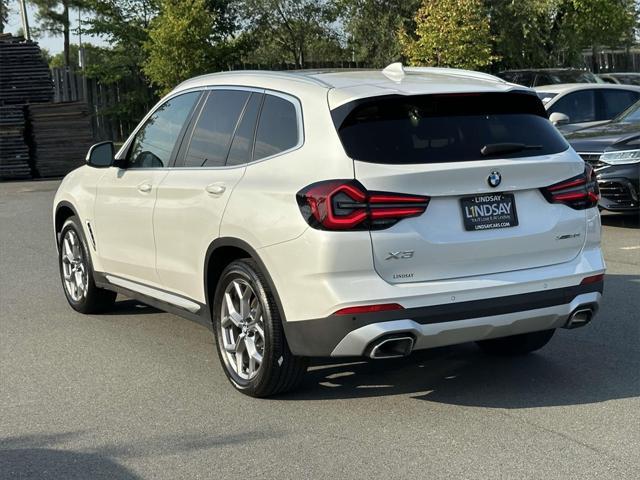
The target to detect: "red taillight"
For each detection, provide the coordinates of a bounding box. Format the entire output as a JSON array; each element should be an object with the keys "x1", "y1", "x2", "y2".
[
  {"x1": 541, "y1": 165, "x2": 600, "y2": 210},
  {"x1": 333, "y1": 303, "x2": 404, "y2": 315},
  {"x1": 297, "y1": 180, "x2": 430, "y2": 230},
  {"x1": 580, "y1": 273, "x2": 605, "y2": 285}
]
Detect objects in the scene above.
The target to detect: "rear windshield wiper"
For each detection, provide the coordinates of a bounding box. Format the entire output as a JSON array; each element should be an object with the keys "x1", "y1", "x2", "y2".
[{"x1": 481, "y1": 143, "x2": 543, "y2": 156}]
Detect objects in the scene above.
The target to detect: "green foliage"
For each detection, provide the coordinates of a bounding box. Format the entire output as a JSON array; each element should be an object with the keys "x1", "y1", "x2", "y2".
[
  {"x1": 29, "y1": 0, "x2": 87, "y2": 65},
  {"x1": 487, "y1": 0, "x2": 637, "y2": 70},
  {"x1": 0, "y1": 0, "x2": 10, "y2": 34},
  {"x1": 143, "y1": 0, "x2": 236, "y2": 94},
  {"x1": 338, "y1": 0, "x2": 420, "y2": 67},
  {"x1": 239, "y1": 0, "x2": 342, "y2": 67},
  {"x1": 400, "y1": 0, "x2": 496, "y2": 70},
  {"x1": 565, "y1": 0, "x2": 637, "y2": 48},
  {"x1": 487, "y1": 0, "x2": 558, "y2": 69}
]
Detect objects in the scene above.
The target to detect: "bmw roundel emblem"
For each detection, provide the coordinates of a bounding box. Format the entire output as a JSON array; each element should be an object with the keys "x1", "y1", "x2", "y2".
[{"x1": 488, "y1": 171, "x2": 502, "y2": 188}]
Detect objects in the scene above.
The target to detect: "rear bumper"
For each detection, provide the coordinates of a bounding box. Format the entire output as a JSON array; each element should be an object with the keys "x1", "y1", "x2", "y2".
[{"x1": 285, "y1": 281, "x2": 603, "y2": 357}]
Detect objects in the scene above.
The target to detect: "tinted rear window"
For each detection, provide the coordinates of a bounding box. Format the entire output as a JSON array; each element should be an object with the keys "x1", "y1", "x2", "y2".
[
  {"x1": 254, "y1": 95, "x2": 299, "y2": 160},
  {"x1": 333, "y1": 93, "x2": 568, "y2": 164}
]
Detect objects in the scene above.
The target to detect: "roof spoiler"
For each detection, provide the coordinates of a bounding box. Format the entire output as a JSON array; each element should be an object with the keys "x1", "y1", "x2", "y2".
[{"x1": 382, "y1": 62, "x2": 506, "y2": 84}]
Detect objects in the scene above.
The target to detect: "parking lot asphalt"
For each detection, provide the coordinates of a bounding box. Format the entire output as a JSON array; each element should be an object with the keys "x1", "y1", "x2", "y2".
[{"x1": 1, "y1": 180, "x2": 638, "y2": 480}]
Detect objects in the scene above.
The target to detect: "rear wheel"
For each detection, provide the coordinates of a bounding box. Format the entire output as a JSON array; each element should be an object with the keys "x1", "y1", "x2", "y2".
[
  {"x1": 212, "y1": 259, "x2": 308, "y2": 397},
  {"x1": 58, "y1": 216, "x2": 116, "y2": 313},
  {"x1": 476, "y1": 329, "x2": 555, "y2": 356}
]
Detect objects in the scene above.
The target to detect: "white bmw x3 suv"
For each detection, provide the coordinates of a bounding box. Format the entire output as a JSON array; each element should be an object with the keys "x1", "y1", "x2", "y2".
[{"x1": 53, "y1": 64, "x2": 605, "y2": 397}]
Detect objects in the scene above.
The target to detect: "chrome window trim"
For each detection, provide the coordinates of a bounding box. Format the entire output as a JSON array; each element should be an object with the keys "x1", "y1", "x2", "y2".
[{"x1": 115, "y1": 85, "x2": 305, "y2": 171}]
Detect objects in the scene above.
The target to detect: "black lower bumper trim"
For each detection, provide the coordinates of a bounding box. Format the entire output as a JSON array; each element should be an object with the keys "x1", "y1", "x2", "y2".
[{"x1": 284, "y1": 281, "x2": 604, "y2": 357}]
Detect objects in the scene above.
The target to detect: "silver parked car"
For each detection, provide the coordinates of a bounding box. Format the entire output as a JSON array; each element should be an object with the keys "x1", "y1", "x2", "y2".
[{"x1": 535, "y1": 83, "x2": 640, "y2": 133}]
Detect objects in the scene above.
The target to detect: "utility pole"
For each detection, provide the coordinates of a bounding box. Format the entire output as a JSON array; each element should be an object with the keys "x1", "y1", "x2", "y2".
[
  {"x1": 77, "y1": 8, "x2": 88, "y2": 102},
  {"x1": 18, "y1": 0, "x2": 31, "y2": 40}
]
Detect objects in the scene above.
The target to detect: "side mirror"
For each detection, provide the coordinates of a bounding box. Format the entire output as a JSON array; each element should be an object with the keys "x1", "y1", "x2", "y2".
[
  {"x1": 86, "y1": 141, "x2": 115, "y2": 168},
  {"x1": 549, "y1": 112, "x2": 570, "y2": 126}
]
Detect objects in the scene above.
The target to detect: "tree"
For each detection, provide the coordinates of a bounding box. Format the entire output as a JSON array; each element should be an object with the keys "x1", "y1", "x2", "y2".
[
  {"x1": 487, "y1": 0, "x2": 637, "y2": 71},
  {"x1": 78, "y1": 2, "x2": 159, "y2": 121},
  {"x1": 399, "y1": 0, "x2": 496, "y2": 70},
  {"x1": 337, "y1": 0, "x2": 420, "y2": 67},
  {"x1": 0, "y1": 0, "x2": 9, "y2": 34},
  {"x1": 239, "y1": 0, "x2": 340, "y2": 68},
  {"x1": 29, "y1": 0, "x2": 87, "y2": 67},
  {"x1": 563, "y1": 0, "x2": 637, "y2": 71},
  {"x1": 143, "y1": 0, "x2": 236, "y2": 93},
  {"x1": 487, "y1": 0, "x2": 559, "y2": 70}
]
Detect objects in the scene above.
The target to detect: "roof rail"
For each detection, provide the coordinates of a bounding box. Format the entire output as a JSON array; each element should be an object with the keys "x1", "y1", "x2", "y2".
[{"x1": 175, "y1": 69, "x2": 332, "y2": 90}]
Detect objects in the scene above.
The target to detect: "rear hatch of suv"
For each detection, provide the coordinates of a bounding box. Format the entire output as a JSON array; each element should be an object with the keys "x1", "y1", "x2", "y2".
[{"x1": 332, "y1": 91, "x2": 588, "y2": 283}]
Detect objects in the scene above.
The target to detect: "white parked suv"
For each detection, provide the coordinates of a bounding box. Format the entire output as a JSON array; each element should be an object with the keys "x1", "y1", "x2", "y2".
[{"x1": 53, "y1": 64, "x2": 605, "y2": 397}]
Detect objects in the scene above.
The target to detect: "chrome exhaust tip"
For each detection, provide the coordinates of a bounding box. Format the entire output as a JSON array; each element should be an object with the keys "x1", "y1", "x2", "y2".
[
  {"x1": 367, "y1": 335, "x2": 414, "y2": 359},
  {"x1": 564, "y1": 307, "x2": 594, "y2": 329}
]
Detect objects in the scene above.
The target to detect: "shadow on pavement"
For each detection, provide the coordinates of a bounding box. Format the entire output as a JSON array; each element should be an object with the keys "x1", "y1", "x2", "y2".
[
  {"x1": 282, "y1": 274, "x2": 640, "y2": 406},
  {"x1": 100, "y1": 299, "x2": 162, "y2": 316},
  {"x1": 0, "y1": 448, "x2": 141, "y2": 480},
  {"x1": 0, "y1": 430, "x2": 282, "y2": 479},
  {"x1": 600, "y1": 211, "x2": 639, "y2": 229}
]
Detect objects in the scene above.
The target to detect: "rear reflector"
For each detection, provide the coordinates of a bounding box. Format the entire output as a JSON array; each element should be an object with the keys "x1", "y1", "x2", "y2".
[
  {"x1": 333, "y1": 303, "x2": 404, "y2": 316},
  {"x1": 580, "y1": 273, "x2": 605, "y2": 285}
]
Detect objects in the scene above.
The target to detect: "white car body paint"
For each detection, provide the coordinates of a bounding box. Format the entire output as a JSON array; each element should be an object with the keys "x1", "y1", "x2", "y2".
[{"x1": 54, "y1": 66, "x2": 605, "y2": 358}]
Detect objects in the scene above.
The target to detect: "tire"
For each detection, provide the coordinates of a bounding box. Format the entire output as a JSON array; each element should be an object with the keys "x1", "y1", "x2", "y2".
[
  {"x1": 58, "y1": 216, "x2": 116, "y2": 314},
  {"x1": 212, "y1": 259, "x2": 308, "y2": 397},
  {"x1": 476, "y1": 329, "x2": 555, "y2": 356}
]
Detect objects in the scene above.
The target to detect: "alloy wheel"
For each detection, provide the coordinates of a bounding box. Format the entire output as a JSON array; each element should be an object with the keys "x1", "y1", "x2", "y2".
[
  {"x1": 61, "y1": 229, "x2": 88, "y2": 302},
  {"x1": 220, "y1": 279, "x2": 265, "y2": 380}
]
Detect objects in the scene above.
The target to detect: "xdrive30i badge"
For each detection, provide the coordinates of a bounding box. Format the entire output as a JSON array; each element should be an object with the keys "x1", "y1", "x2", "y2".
[{"x1": 487, "y1": 171, "x2": 502, "y2": 188}]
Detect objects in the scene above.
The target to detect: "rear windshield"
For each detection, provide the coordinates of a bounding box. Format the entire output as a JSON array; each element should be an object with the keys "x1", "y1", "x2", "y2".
[{"x1": 333, "y1": 92, "x2": 569, "y2": 164}]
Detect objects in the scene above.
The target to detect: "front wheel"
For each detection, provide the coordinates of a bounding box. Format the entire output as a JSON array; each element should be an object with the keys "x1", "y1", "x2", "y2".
[
  {"x1": 212, "y1": 259, "x2": 308, "y2": 397},
  {"x1": 476, "y1": 329, "x2": 555, "y2": 356},
  {"x1": 58, "y1": 216, "x2": 116, "y2": 313}
]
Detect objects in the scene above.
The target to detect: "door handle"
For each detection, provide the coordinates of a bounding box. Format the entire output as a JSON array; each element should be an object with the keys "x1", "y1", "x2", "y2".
[
  {"x1": 205, "y1": 184, "x2": 226, "y2": 195},
  {"x1": 138, "y1": 183, "x2": 152, "y2": 193}
]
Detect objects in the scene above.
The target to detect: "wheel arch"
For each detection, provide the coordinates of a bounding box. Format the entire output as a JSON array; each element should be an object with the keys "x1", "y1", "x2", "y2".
[
  {"x1": 54, "y1": 201, "x2": 80, "y2": 246},
  {"x1": 204, "y1": 238, "x2": 290, "y2": 327}
]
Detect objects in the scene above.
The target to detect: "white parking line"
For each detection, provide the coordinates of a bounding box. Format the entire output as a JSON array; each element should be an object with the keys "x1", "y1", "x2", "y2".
[{"x1": 620, "y1": 245, "x2": 640, "y2": 250}]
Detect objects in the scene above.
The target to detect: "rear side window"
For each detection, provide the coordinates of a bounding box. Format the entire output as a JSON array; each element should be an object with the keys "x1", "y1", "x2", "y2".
[
  {"x1": 333, "y1": 92, "x2": 568, "y2": 164},
  {"x1": 183, "y1": 90, "x2": 250, "y2": 168},
  {"x1": 254, "y1": 95, "x2": 299, "y2": 160},
  {"x1": 599, "y1": 89, "x2": 640, "y2": 119},
  {"x1": 548, "y1": 90, "x2": 596, "y2": 123}
]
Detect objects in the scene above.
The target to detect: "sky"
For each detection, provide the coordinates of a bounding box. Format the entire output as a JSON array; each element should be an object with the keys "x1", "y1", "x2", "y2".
[{"x1": 6, "y1": 3, "x2": 107, "y2": 54}]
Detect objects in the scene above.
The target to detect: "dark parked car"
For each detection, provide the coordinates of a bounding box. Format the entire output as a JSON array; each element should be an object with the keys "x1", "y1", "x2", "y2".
[
  {"x1": 566, "y1": 101, "x2": 640, "y2": 212},
  {"x1": 497, "y1": 68, "x2": 603, "y2": 87},
  {"x1": 598, "y1": 73, "x2": 640, "y2": 86}
]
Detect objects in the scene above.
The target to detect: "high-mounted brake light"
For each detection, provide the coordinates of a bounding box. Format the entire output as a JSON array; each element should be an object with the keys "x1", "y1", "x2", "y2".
[
  {"x1": 540, "y1": 165, "x2": 599, "y2": 210},
  {"x1": 297, "y1": 180, "x2": 430, "y2": 231},
  {"x1": 333, "y1": 303, "x2": 404, "y2": 316}
]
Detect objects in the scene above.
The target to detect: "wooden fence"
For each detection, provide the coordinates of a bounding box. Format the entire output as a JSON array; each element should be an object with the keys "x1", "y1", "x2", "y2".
[
  {"x1": 51, "y1": 67, "x2": 154, "y2": 143},
  {"x1": 582, "y1": 49, "x2": 640, "y2": 73}
]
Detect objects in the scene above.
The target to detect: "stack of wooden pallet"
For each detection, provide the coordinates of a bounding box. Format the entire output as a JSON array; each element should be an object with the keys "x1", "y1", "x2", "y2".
[
  {"x1": 0, "y1": 34, "x2": 53, "y2": 105},
  {"x1": 0, "y1": 34, "x2": 54, "y2": 180},
  {"x1": 0, "y1": 105, "x2": 31, "y2": 179},
  {"x1": 29, "y1": 102, "x2": 94, "y2": 177}
]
